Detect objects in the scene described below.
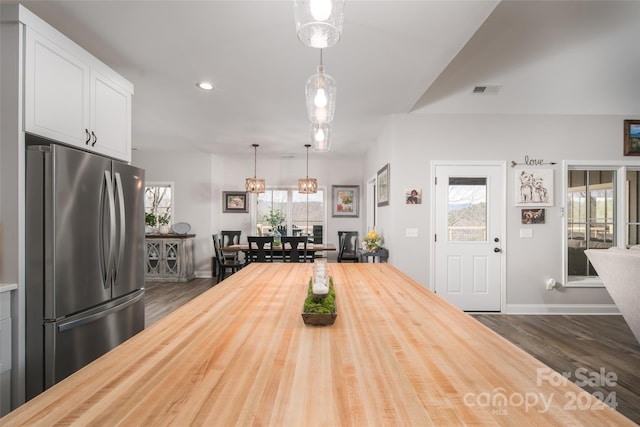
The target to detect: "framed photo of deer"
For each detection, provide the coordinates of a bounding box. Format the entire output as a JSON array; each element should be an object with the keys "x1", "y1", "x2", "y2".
[{"x1": 515, "y1": 168, "x2": 553, "y2": 207}]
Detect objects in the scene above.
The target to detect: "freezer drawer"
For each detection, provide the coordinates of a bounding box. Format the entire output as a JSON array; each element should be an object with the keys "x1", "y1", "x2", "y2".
[{"x1": 43, "y1": 290, "x2": 144, "y2": 393}]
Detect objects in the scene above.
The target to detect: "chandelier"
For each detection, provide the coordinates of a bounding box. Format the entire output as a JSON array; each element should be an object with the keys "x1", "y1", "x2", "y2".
[
  {"x1": 298, "y1": 144, "x2": 318, "y2": 194},
  {"x1": 294, "y1": 0, "x2": 345, "y2": 48},
  {"x1": 245, "y1": 144, "x2": 265, "y2": 194},
  {"x1": 305, "y1": 49, "x2": 336, "y2": 124}
]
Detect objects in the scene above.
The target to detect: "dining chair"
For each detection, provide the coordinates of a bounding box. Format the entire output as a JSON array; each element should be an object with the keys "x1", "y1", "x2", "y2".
[
  {"x1": 212, "y1": 234, "x2": 242, "y2": 283},
  {"x1": 337, "y1": 231, "x2": 359, "y2": 263},
  {"x1": 281, "y1": 236, "x2": 308, "y2": 263},
  {"x1": 221, "y1": 230, "x2": 242, "y2": 262},
  {"x1": 247, "y1": 236, "x2": 274, "y2": 263}
]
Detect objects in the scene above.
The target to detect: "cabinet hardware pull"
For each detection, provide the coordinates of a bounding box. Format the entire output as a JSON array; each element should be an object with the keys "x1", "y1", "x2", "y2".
[
  {"x1": 91, "y1": 131, "x2": 97, "y2": 146},
  {"x1": 85, "y1": 129, "x2": 91, "y2": 144}
]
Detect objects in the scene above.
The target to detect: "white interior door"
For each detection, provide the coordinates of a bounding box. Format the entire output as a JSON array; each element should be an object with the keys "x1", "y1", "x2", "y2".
[{"x1": 433, "y1": 164, "x2": 504, "y2": 311}]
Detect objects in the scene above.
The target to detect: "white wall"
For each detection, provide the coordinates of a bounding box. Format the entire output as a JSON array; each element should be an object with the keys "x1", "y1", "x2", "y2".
[
  {"x1": 365, "y1": 113, "x2": 640, "y2": 311},
  {"x1": 133, "y1": 150, "x2": 364, "y2": 276}
]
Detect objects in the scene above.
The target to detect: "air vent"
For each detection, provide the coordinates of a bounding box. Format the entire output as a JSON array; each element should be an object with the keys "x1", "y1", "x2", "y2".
[{"x1": 472, "y1": 84, "x2": 502, "y2": 95}]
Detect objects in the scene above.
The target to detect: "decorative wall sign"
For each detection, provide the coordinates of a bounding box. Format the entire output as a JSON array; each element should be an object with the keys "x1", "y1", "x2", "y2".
[
  {"x1": 514, "y1": 168, "x2": 553, "y2": 207},
  {"x1": 377, "y1": 163, "x2": 390, "y2": 207},
  {"x1": 511, "y1": 156, "x2": 557, "y2": 168}
]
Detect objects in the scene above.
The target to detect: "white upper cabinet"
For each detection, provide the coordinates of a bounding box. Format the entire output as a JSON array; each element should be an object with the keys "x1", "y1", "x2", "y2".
[{"x1": 24, "y1": 26, "x2": 132, "y2": 162}]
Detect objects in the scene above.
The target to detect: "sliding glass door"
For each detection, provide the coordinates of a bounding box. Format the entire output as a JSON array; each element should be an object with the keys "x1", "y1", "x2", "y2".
[{"x1": 255, "y1": 188, "x2": 326, "y2": 240}]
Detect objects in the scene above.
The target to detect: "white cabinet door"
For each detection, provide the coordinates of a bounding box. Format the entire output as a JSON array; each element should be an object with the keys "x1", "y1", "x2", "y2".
[
  {"x1": 24, "y1": 27, "x2": 90, "y2": 147},
  {"x1": 90, "y1": 70, "x2": 131, "y2": 162}
]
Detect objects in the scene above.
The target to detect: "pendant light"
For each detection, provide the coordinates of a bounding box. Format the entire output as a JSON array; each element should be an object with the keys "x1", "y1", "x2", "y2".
[
  {"x1": 305, "y1": 49, "x2": 336, "y2": 124},
  {"x1": 245, "y1": 144, "x2": 265, "y2": 194},
  {"x1": 294, "y1": 0, "x2": 345, "y2": 49},
  {"x1": 298, "y1": 144, "x2": 318, "y2": 194},
  {"x1": 311, "y1": 122, "x2": 331, "y2": 152}
]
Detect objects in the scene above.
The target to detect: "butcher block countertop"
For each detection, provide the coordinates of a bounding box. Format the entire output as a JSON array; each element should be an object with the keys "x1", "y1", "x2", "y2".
[{"x1": 2, "y1": 264, "x2": 634, "y2": 426}]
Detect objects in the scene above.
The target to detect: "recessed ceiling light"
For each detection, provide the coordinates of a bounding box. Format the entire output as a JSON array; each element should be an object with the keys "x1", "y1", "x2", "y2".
[{"x1": 196, "y1": 82, "x2": 215, "y2": 91}]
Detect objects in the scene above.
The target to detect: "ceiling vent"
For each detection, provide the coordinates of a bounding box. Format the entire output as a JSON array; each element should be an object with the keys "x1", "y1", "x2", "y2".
[{"x1": 472, "y1": 84, "x2": 502, "y2": 95}]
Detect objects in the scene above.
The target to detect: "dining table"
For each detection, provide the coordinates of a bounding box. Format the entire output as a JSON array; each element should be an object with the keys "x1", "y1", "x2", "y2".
[
  {"x1": 1, "y1": 263, "x2": 634, "y2": 426},
  {"x1": 221, "y1": 242, "x2": 336, "y2": 261}
]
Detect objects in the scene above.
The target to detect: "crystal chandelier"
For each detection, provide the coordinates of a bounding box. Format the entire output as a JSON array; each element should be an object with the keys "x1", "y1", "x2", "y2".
[
  {"x1": 311, "y1": 122, "x2": 331, "y2": 152},
  {"x1": 294, "y1": 0, "x2": 345, "y2": 49},
  {"x1": 305, "y1": 49, "x2": 336, "y2": 124},
  {"x1": 245, "y1": 144, "x2": 265, "y2": 194},
  {"x1": 298, "y1": 144, "x2": 318, "y2": 194}
]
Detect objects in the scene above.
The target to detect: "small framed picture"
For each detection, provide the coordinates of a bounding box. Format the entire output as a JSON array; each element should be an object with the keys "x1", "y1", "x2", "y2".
[
  {"x1": 624, "y1": 120, "x2": 640, "y2": 156},
  {"x1": 377, "y1": 163, "x2": 390, "y2": 207},
  {"x1": 222, "y1": 191, "x2": 248, "y2": 213},
  {"x1": 521, "y1": 208, "x2": 545, "y2": 224},
  {"x1": 332, "y1": 185, "x2": 359, "y2": 217},
  {"x1": 405, "y1": 188, "x2": 422, "y2": 205}
]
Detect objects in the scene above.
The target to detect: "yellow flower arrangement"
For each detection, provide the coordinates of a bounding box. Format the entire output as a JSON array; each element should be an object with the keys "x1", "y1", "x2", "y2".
[{"x1": 363, "y1": 228, "x2": 382, "y2": 252}]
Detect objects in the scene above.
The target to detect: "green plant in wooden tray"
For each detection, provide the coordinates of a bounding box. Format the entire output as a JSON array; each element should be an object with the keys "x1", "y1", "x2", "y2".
[{"x1": 302, "y1": 277, "x2": 337, "y2": 326}]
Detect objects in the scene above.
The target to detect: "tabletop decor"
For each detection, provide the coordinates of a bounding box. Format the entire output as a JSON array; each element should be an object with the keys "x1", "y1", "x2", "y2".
[
  {"x1": 264, "y1": 208, "x2": 286, "y2": 245},
  {"x1": 302, "y1": 262, "x2": 337, "y2": 326},
  {"x1": 362, "y1": 228, "x2": 382, "y2": 252}
]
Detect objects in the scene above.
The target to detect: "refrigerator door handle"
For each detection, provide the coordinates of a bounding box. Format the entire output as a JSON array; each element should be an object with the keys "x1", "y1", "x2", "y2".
[
  {"x1": 114, "y1": 172, "x2": 126, "y2": 280},
  {"x1": 104, "y1": 170, "x2": 117, "y2": 288},
  {"x1": 56, "y1": 291, "x2": 144, "y2": 333}
]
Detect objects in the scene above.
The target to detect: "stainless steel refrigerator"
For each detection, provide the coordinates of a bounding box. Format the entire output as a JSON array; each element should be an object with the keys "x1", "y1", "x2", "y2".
[{"x1": 25, "y1": 137, "x2": 145, "y2": 400}]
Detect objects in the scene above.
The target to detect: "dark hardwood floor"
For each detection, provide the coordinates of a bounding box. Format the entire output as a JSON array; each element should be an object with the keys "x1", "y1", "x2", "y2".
[
  {"x1": 144, "y1": 278, "x2": 640, "y2": 424},
  {"x1": 473, "y1": 314, "x2": 640, "y2": 424}
]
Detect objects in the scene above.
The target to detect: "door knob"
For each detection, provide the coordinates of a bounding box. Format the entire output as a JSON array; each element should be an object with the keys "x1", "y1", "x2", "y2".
[{"x1": 494, "y1": 247, "x2": 502, "y2": 253}]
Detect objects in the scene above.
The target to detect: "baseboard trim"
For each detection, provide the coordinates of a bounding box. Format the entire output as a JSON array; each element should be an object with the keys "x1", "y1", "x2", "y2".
[{"x1": 506, "y1": 304, "x2": 621, "y2": 315}]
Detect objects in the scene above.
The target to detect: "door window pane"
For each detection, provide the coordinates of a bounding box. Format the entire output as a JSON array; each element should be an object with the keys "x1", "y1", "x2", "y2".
[
  {"x1": 448, "y1": 177, "x2": 487, "y2": 242},
  {"x1": 291, "y1": 190, "x2": 324, "y2": 237}
]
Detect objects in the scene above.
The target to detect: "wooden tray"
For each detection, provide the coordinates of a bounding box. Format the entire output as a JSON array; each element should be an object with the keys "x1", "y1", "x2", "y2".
[{"x1": 301, "y1": 302, "x2": 337, "y2": 326}]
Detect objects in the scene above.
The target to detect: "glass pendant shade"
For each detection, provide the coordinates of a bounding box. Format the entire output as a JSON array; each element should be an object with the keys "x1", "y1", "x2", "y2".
[
  {"x1": 294, "y1": 0, "x2": 345, "y2": 48},
  {"x1": 298, "y1": 144, "x2": 318, "y2": 194},
  {"x1": 311, "y1": 122, "x2": 331, "y2": 152},
  {"x1": 305, "y1": 65, "x2": 336, "y2": 124},
  {"x1": 246, "y1": 144, "x2": 265, "y2": 194}
]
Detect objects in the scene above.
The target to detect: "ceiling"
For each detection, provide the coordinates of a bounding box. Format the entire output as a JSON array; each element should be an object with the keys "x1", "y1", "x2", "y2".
[{"x1": 8, "y1": 1, "x2": 640, "y2": 158}]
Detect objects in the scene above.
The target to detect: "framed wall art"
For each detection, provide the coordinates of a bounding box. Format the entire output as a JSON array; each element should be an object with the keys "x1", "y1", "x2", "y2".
[
  {"x1": 624, "y1": 119, "x2": 640, "y2": 156},
  {"x1": 515, "y1": 168, "x2": 553, "y2": 207},
  {"x1": 521, "y1": 208, "x2": 545, "y2": 224},
  {"x1": 332, "y1": 185, "x2": 359, "y2": 217},
  {"x1": 222, "y1": 191, "x2": 248, "y2": 213},
  {"x1": 377, "y1": 163, "x2": 390, "y2": 207},
  {"x1": 405, "y1": 188, "x2": 422, "y2": 205}
]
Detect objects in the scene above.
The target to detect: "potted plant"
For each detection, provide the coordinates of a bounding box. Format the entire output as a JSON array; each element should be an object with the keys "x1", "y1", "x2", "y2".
[
  {"x1": 264, "y1": 208, "x2": 285, "y2": 245},
  {"x1": 145, "y1": 212, "x2": 157, "y2": 234},
  {"x1": 158, "y1": 212, "x2": 171, "y2": 234}
]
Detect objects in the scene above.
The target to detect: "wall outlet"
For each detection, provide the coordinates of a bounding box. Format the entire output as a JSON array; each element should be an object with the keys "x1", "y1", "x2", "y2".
[{"x1": 406, "y1": 228, "x2": 419, "y2": 238}]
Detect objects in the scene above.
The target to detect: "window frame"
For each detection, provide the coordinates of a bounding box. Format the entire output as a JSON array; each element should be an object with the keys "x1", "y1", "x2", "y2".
[
  {"x1": 144, "y1": 181, "x2": 174, "y2": 224},
  {"x1": 562, "y1": 161, "x2": 638, "y2": 287},
  {"x1": 250, "y1": 186, "x2": 328, "y2": 241}
]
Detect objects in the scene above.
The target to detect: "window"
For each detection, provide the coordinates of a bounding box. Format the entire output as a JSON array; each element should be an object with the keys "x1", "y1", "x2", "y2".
[
  {"x1": 144, "y1": 183, "x2": 173, "y2": 225},
  {"x1": 255, "y1": 187, "x2": 326, "y2": 239},
  {"x1": 447, "y1": 177, "x2": 487, "y2": 242},
  {"x1": 564, "y1": 164, "x2": 640, "y2": 286}
]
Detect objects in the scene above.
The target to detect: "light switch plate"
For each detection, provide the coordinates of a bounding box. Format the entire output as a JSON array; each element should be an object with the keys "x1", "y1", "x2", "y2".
[
  {"x1": 520, "y1": 228, "x2": 533, "y2": 238},
  {"x1": 406, "y1": 228, "x2": 419, "y2": 238}
]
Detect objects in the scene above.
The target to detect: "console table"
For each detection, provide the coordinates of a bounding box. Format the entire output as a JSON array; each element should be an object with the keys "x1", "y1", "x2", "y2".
[{"x1": 144, "y1": 234, "x2": 196, "y2": 282}]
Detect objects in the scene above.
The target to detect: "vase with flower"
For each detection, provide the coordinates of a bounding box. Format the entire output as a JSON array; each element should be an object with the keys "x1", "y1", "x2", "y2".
[
  {"x1": 264, "y1": 208, "x2": 285, "y2": 246},
  {"x1": 363, "y1": 228, "x2": 382, "y2": 252}
]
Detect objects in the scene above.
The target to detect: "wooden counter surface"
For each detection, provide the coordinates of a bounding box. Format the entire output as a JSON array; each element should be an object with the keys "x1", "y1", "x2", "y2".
[{"x1": 2, "y1": 264, "x2": 634, "y2": 426}]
